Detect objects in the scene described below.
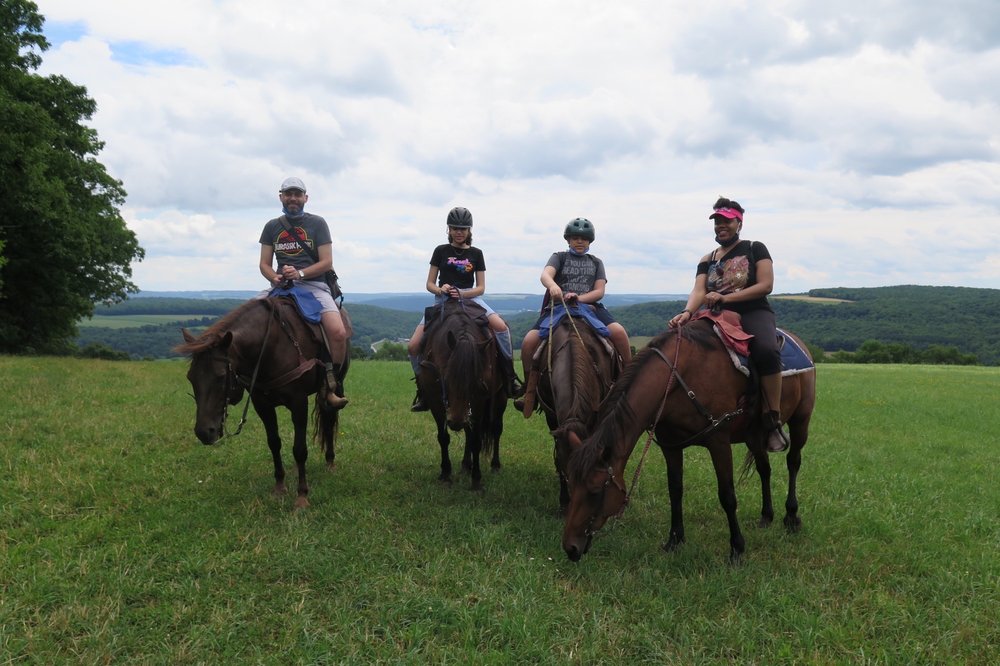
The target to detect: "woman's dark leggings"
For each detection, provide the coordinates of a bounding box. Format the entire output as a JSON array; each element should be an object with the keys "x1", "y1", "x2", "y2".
[{"x1": 739, "y1": 308, "x2": 781, "y2": 375}]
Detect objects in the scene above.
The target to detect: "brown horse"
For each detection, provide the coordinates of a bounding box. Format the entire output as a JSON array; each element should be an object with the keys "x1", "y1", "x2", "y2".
[
  {"x1": 175, "y1": 297, "x2": 350, "y2": 509},
  {"x1": 416, "y1": 299, "x2": 508, "y2": 491},
  {"x1": 562, "y1": 319, "x2": 816, "y2": 562},
  {"x1": 521, "y1": 315, "x2": 620, "y2": 513}
]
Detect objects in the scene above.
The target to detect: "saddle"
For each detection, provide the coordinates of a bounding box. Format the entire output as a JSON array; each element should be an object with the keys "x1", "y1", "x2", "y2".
[
  {"x1": 420, "y1": 298, "x2": 490, "y2": 353},
  {"x1": 520, "y1": 316, "x2": 620, "y2": 417},
  {"x1": 692, "y1": 309, "x2": 813, "y2": 377}
]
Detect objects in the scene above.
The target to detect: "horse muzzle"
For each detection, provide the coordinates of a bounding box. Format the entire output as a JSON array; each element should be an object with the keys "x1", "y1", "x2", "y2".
[{"x1": 194, "y1": 425, "x2": 222, "y2": 445}]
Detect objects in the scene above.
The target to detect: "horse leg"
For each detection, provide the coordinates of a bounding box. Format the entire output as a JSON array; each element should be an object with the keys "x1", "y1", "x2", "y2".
[
  {"x1": 434, "y1": 410, "x2": 452, "y2": 484},
  {"x1": 707, "y1": 442, "x2": 745, "y2": 564},
  {"x1": 489, "y1": 400, "x2": 504, "y2": 473},
  {"x1": 783, "y1": 420, "x2": 808, "y2": 532},
  {"x1": 318, "y1": 398, "x2": 338, "y2": 470},
  {"x1": 290, "y1": 398, "x2": 310, "y2": 509},
  {"x1": 751, "y1": 438, "x2": 776, "y2": 528},
  {"x1": 253, "y1": 398, "x2": 285, "y2": 497},
  {"x1": 660, "y1": 445, "x2": 686, "y2": 552},
  {"x1": 467, "y1": 425, "x2": 483, "y2": 492}
]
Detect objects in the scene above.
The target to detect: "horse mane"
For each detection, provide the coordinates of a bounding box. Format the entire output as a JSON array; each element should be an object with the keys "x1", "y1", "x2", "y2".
[
  {"x1": 567, "y1": 324, "x2": 604, "y2": 426},
  {"x1": 566, "y1": 321, "x2": 718, "y2": 484},
  {"x1": 173, "y1": 299, "x2": 266, "y2": 355},
  {"x1": 440, "y1": 314, "x2": 487, "y2": 398}
]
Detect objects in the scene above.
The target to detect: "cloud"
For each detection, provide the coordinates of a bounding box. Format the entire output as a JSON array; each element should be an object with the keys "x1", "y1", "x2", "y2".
[{"x1": 30, "y1": 0, "x2": 1000, "y2": 295}]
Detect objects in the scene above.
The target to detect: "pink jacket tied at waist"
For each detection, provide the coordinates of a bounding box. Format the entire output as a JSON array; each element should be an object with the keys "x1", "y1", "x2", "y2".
[{"x1": 692, "y1": 309, "x2": 753, "y2": 357}]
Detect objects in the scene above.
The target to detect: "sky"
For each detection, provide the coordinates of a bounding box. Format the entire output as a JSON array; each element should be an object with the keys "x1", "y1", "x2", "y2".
[{"x1": 33, "y1": 0, "x2": 1000, "y2": 296}]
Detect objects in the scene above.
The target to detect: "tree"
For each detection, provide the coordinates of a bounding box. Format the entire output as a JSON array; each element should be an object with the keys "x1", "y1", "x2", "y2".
[{"x1": 0, "y1": 0, "x2": 144, "y2": 353}]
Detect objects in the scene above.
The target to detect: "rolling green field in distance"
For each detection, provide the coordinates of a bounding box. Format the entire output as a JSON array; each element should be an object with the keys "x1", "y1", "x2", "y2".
[
  {"x1": 2, "y1": 357, "x2": 998, "y2": 663},
  {"x1": 78, "y1": 314, "x2": 208, "y2": 329}
]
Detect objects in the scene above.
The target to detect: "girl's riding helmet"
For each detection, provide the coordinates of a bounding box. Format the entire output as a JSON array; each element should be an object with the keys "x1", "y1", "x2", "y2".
[{"x1": 447, "y1": 207, "x2": 473, "y2": 228}]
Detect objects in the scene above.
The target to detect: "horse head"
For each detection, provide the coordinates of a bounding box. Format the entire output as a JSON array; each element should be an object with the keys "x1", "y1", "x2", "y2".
[
  {"x1": 558, "y1": 356, "x2": 645, "y2": 562},
  {"x1": 181, "y1": 328, "x2": 240, "y2": 445},
  {"x1": 440, "y1": 325, "x2": 489, "y2": 430},
  {"x1": 561, "y1": 428, "x2": 629, "y2": 561}
]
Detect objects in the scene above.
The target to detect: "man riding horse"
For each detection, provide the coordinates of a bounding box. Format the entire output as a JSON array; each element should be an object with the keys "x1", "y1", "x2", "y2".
[{"x1": 256, "y1": 176, "x2": 349, "y2": 410}]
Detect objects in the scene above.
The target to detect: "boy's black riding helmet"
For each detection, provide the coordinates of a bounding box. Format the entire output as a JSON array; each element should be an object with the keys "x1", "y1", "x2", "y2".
[
  {"x1": 564, "y1": 217, "x2": 595, "y2": 241},
  {"x1": 447, "y1": 207, "x2": 473, "y2": 228}
]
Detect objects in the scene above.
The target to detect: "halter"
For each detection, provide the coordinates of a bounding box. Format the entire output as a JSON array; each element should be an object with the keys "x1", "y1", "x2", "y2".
[{"x1": 584, "y1": 464, "x2": 629, "y2": 538}]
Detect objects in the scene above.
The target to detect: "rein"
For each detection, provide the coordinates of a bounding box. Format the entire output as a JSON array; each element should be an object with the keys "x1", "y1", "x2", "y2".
[
  {"x1": 222, "y1": 305, "x2": 274, "y2": 438},
  {"x1": 592, "y1": 329, "x2": 681, "y2": 536}
]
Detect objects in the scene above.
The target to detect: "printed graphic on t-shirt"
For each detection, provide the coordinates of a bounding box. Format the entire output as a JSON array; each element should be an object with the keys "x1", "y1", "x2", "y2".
[
  {"x1": 274, "y1": 228, "x2": 314, "y2": 258},
  {"x1": 447, "y1": 257, "x2": 475, "y2": 274},
  {"x1": 560, "y1": 254, "x2": 598, "y2": 295},
  {"x1": 707, "y1": 255, "x2": 750, "y2": 294}
]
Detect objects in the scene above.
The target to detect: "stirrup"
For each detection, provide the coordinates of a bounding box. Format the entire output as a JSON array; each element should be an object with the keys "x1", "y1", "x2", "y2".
[
  {"x1": 410, "y1": 392, "x2": 428, "y2": 412},
  {"x1": 766, "y1": 426, "x2": 789, "y2": 453}
]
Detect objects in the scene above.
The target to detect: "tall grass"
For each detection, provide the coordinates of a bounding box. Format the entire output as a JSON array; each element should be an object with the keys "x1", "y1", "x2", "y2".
[{"x1": 1, "y1": 358, "x2": 997, "y2": 663}]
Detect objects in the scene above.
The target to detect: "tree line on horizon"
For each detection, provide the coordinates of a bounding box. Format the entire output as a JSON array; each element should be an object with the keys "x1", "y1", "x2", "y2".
[{"x1": 74, "y1": 285, "x2": 1000, "y2": 366}]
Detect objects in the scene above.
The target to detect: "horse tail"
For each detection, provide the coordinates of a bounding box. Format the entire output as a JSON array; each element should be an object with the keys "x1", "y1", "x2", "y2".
[
  {"x1": 312, "y1": 392, "x2": 339, "y2": 457},
  {"x1": 738, "y1": 449, "x2": 756, "y2": 483}
]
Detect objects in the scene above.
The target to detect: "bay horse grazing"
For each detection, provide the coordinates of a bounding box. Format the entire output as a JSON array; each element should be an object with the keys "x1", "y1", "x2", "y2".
[
  {"x1": 416, "y1": 299, "x2": 508, "y2": 491},
  {"x1": 520, "y1": 314, "x2": 620, "y2": 513},
  {"x1": 175, "y1": 297, "x2": 350, "y2": 509},
  {"x1": 562, "y1": 319, "x2": 816, "y2": 562}
]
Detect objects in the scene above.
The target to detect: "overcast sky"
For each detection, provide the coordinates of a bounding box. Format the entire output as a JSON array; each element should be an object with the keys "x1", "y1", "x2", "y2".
[{"x1": 35, "y1": 0, "x2": 1000, "y2": 296}]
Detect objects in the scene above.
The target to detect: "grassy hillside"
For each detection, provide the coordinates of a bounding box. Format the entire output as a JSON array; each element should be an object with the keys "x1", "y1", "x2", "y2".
[{"x1": 2, "y1": 357, "x2": 998, "y2": 662}]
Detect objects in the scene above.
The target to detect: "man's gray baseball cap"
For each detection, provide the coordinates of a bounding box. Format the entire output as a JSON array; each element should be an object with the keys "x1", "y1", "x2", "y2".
[{"x1": 280, "y1": 177, "x2": 306, "y2": 192}]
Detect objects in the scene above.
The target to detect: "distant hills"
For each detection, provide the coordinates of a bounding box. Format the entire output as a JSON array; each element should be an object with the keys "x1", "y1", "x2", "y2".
[
  {"x1": 83, "y1": 285, "x2": 1000, "y2": 364},
  {"x1": 135, "y1": 291, "x2": 684, "y2": 315}
]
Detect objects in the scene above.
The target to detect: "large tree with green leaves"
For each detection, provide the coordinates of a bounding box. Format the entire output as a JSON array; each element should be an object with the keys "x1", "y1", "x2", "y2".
[{"x1": 0, "y1": 0, "x2": 143, "y2": 353}]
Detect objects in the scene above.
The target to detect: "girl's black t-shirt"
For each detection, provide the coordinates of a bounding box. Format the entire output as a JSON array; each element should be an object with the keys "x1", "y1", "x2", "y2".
[{"x1": 429, "y1": 244, "x2": 485, "y2": 290}]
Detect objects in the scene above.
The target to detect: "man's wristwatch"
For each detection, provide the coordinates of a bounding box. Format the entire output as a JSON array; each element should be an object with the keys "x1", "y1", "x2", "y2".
[{"x1": 297, "y1": 270, "x2": 305, "y2": 279}]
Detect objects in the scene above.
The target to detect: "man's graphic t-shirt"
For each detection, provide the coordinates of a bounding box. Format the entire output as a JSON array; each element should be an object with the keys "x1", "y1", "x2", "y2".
[{"x1": 259, "y1": 213, "x2": 333, "y2": 272}]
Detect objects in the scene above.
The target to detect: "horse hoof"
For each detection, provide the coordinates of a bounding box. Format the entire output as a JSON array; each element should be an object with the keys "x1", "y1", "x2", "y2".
[
  {"x1": 491, "y1": 464, "x2": 502, "y2": 474},
  {"x1": 784, "y1": 515, "x2": 802, "y2": 533},
  {"x1": 326, "y1": 461, "x2": 337, "y2": 472},
  {"x1": 294, "y1": 497, "x2": 310, "y2": 510},
  {"x1": 729, "y1": 551, "x2": 744, "y2": 566},
  {"x1": 758, "y1": 515, "x2": 774, "y2": 529},
  {"x1": 272, "y1": 484, "x2": 287, "y2": 497},
  {"x1": 661, "y1": 537, "x2": 684, "y2": 553}
]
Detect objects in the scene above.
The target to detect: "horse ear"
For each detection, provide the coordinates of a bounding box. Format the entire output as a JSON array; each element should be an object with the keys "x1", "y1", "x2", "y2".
[
  {"x1": 220, "y1": 331, "x2": 234, "y2": 350},
  {"x1": 181, "y1": 328, "x2": 196, "y2": 343},
  {"x1": 446, "y1": 330, "x2": 457, "y2": 350},
  {"x1": 567, "y1": 430, "x2": 583, "y2": 450}
]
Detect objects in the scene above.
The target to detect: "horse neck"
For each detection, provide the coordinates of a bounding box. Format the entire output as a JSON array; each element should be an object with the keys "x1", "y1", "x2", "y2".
[
  {"x1": 227, "y1": 301, "x2": 280, "y2": 369},
  {"x1": 551, "y1": 324, "x2": 603, "y2": 427}
]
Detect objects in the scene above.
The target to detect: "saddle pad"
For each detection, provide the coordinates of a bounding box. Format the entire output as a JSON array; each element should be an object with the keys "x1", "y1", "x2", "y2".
[
  {"x1": 537, "y1": 304, "x2": 610, "y2": 340},
  {"x1": 776, "y1": 329, "x2": 815, "y2": 376},
  {"x1": 268, "y1": 285, "x2": 322, "y2": 323},
  {"x1": 720, "y1": 327, "x2": 815, "y2": 377}
]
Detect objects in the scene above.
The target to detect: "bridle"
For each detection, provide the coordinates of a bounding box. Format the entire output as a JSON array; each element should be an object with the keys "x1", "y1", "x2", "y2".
[{"x1": 212, "y1": 306, "x2": 275, "y2": 439}]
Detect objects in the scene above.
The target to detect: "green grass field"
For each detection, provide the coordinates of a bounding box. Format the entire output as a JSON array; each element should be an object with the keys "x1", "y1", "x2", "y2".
[
  {"x1": 1, "y1": 357, "x2": 998, "y2": 663},
  {"x1": 78, "y1": 314, "x2": 207, "y2": 329}
]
